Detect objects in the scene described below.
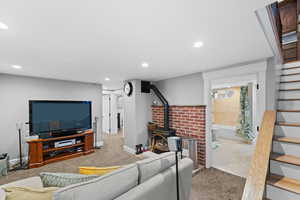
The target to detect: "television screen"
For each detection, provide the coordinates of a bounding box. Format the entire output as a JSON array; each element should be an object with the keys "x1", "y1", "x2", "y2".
[{"x1": 29, "y1": 101, "x2": 92, "y2": 135}]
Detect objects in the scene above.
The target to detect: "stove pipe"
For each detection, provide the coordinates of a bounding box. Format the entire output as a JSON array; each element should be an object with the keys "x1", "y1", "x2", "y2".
[{"x1": 149, "y1": 84, "x2": 169, "y2": 131}]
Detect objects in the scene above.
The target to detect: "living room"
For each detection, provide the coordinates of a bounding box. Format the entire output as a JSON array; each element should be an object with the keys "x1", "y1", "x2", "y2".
[{"x1": 0, "y1": 0, "x2": 295, "y2": 200}]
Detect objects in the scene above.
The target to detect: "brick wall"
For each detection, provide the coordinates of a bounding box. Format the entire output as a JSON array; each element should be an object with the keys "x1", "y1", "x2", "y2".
[{"x1": 152, "y1": 105, "x2": 206, "y2": 166}]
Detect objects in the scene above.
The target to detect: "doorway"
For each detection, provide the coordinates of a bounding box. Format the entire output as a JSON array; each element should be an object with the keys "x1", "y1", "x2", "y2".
[
  {"x1": 102, "y1": 94, "x2": 111, "y2": 134},
  {"x1": 102, "y1": 90, "x2": 124, "y2": 136},
  {"x1": 211, "y1": 82, "x2": 257, "y2": 177}
]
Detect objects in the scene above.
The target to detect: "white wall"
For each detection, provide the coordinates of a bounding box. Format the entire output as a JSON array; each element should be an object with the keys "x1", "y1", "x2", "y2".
[
  {"x1": 155, "y1": 72, "x2": 204, "y2": 105},
  {"x1": 266, "y1": 57, "x2": 282, "y2": 110},
  {"x1": 0, "y1": 74, "x2": 102, "y2": 159},
  {"x1": 123, "y1": 80, "x2": 152, "y2": 153}
]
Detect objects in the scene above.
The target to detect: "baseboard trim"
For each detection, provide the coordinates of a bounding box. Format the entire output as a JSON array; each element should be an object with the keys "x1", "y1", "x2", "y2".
[
  {"x1": 95, "y1": 140, "x2": 104, "y2": 148},
  {"x1": 123, "y1": 145, "x2": 136, "y2": 155},
  {"x1": 9, "y1": 156, "x2": 28, "y2": 169}
]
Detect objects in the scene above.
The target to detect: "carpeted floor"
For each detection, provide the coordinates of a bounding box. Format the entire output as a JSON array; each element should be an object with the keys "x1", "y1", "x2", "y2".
[
  {"x1": 191, "y1": 168, "x2": 245, "y2": 200},
  {"x1": 0, "y1": 134, "x2": 245, "y2": 199},
  {"x1": 0, "y1": 134, "x2": 139, "y2": 185}
]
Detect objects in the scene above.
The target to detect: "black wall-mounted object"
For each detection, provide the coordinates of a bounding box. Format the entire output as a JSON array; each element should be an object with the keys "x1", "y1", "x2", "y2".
[{"x1": 141, "y1": 81, "x2": 151, "y2": 93}]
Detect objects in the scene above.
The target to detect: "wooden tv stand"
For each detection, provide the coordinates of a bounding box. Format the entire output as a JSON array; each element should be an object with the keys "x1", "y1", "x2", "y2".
[{"x1": 27, "y1": 130, "x2": 94, "y2": 169}]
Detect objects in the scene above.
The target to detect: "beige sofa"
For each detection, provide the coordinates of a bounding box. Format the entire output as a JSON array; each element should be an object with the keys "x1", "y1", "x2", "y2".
[{"x1": 0, "y1": 152, "x2": 193, "y2": 200}]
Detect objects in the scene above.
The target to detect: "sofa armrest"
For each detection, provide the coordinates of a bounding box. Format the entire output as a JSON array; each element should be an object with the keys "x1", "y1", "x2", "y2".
[
  {"x1": 0, "y1": 176, "x2": 43, "y2": 189},
  {"x1": 0, "y1": 188, "x2": 5, "y2": 200}
]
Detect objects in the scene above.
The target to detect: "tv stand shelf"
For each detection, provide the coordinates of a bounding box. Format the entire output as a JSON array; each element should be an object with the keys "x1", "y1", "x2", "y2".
[
  {"x1": 43, "y1": 143, "x2": 84, "y2": 153},
  {"x1": 27, "y1": 130, "x2": 94, "y2": 169}
]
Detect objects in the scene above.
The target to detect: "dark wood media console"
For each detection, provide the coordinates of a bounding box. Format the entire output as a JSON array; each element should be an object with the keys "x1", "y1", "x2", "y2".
[{"x1": 27, "y1": 130, "x2": 94, "y2": 169}]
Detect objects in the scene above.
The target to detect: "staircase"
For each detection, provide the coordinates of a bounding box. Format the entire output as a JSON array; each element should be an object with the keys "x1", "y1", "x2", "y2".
[{"x1": 266, "y1": 61, "x2": 300, "y2": 199}]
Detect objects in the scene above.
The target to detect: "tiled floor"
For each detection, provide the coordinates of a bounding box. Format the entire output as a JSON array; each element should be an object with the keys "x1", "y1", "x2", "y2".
[{"x1": 212, "y1": 137, "x2": 255, "y2": 178}]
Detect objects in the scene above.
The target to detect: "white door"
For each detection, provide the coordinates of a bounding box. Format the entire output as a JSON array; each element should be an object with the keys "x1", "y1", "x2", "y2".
[{"x1": 102, "y1": 95, "x2": 111, "y2": 134}]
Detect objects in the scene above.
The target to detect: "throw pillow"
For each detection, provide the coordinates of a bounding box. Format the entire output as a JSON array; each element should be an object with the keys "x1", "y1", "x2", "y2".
[
  {"x1": 4, "y1": 186, "x2": 58, "y2": 200},
  {"x1": 79, "y1": 166, "x2": 121, "y2": 175},
  {"x1": 39, "y1": 172, "x2": 98, "y2": 187}
]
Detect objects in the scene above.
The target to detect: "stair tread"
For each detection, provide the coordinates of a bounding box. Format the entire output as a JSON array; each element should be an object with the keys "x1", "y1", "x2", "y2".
[
  {"x1": 274, "y1": 137, "x2": 300, "y2": 144},
  {"x1": 278, "y1": 98, "x2": 300, "y2": 101},
  {"x1": 277, "y1": 122, "x2": 300, "y2": 127},
  {"x1": 267, "y1": 174, "x2": 300, "y2": 194},
  {"x1": 281, "y1": 72, "x2": 300, "y2": 76},
  {"x1": 280, "y1": 80, "x2": 300, "y2": 83},
  {"x1": 270, "y1": 153, "x2": 300, "y2": 166},
  {"x1": 277, "y1": 110, "x2": 300, "y2": 112},
  {"x1": 285, "y1": 60, "x2": 300, "y2": 64},
  {"x1": 282, "y1": 66, "x2": 300, "y2": 70},
  {"x1": 279, "y1": 88, "x2": 300, "y2": 91}
]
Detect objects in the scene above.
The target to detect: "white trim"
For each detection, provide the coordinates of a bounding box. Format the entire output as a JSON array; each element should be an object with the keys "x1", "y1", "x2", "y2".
[
  {"x1": 96, "y1": 141, "x2": 104, "y2": 147},
  {"x1": 203, "y1": 61, "x2": 267, "y2": 80},
  {"x1": 211, "y1": 81, "x2": 249, "y2": 89},
  {"x1": 203, "y1": 60, "x2": 267, "y2": 168},
  {"x1": 255, "y1": 7, "x2": 283, "y2": 65},
  {"x1": 123, "y1": 145, "x2": 136, "y2": 155},
  {"x1": 214, "y1": 166, "x2": 247, "y2": 178},
  {"x1": 9, "y1": 156, "x2": 28, "y2": 169},
  {"x1": 212, "y1": 124, "x2": 236, "y2": 131}
]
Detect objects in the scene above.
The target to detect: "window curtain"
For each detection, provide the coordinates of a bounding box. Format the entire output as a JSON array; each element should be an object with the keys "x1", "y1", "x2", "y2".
[{"x1": 236, "y1": 86, "x2": 254, "y2": 142}]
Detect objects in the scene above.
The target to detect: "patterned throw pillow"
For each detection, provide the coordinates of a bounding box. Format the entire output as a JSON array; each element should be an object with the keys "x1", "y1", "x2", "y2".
[{"x1": 39, "y1": 172, "x2": 99, "y2": 187}]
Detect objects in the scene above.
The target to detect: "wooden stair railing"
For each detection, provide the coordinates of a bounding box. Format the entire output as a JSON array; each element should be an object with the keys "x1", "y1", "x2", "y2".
[{"x1": 241, "y1": 110, "x2": 276, "y2": 200}]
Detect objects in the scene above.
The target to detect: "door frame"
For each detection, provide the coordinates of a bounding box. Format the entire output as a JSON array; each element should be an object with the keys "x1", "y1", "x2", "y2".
[{"x1": 203, "y1": 61, "x2": 267, "y2": 168}]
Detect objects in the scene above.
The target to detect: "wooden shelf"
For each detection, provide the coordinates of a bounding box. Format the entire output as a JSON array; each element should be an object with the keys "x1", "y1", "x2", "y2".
[
  {"x1": 31, "y1": 131, "x2": 92, "y2": 142},
  {"x1": 27, "y1": 130, "x2": 94, "y2": 169},
  {"x1": 43, "y1": 143, "x2": 84, "y2": 153}
]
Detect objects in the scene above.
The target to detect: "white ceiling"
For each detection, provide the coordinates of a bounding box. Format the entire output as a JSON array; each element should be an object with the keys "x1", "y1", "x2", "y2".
[{"x1": 0, "y1": 0, "x2": 274, "y2": 89}]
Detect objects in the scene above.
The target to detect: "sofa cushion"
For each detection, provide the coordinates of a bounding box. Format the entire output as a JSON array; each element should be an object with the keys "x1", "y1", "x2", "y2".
[
  {"x1": 40, "y1": 172, "x2": 99, "y2": 187},
  {"x1": 136, "y1": 152, "x2": 176, "y2": 183},
  {"x1": 115, "y1": 158, "x2": 194, "y2": 200},
  {"x1": 53, "y1": 163, "x2": 139, "y2": 200},
  {"x1": 3, "y1": 186, "x2": 58, "y2": 200},
  {"x1": 0, "y1": 177, "x2": 43, "y2": 189}
]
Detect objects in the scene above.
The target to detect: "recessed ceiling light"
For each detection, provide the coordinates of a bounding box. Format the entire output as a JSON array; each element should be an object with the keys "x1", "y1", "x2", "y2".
[
  {"x1": 105, "y1": 77, "x2": 110, "y2": 81},
  {"x1": 0, "y1": 22, "x2": 8, "y2": 30},
  {"x1": 11, "y1": 65, "x2": 22, "y2": 69},
  {"x1": 193, "y1": 41, "x2": 204, "y2": 48},
  {"x1": 141, "y1": 62, "x2": 149, "y2": 68}
]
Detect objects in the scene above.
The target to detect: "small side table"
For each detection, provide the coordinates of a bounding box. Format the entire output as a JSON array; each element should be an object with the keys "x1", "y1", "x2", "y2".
[{"x1": 0, "y1": 155, "x2": 9, "y2": 176}]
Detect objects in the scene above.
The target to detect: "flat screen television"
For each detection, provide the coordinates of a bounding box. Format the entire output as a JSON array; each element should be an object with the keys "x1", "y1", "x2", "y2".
[{"x1": 29, "y1": 100, "x2": 92, "y2": 136}]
